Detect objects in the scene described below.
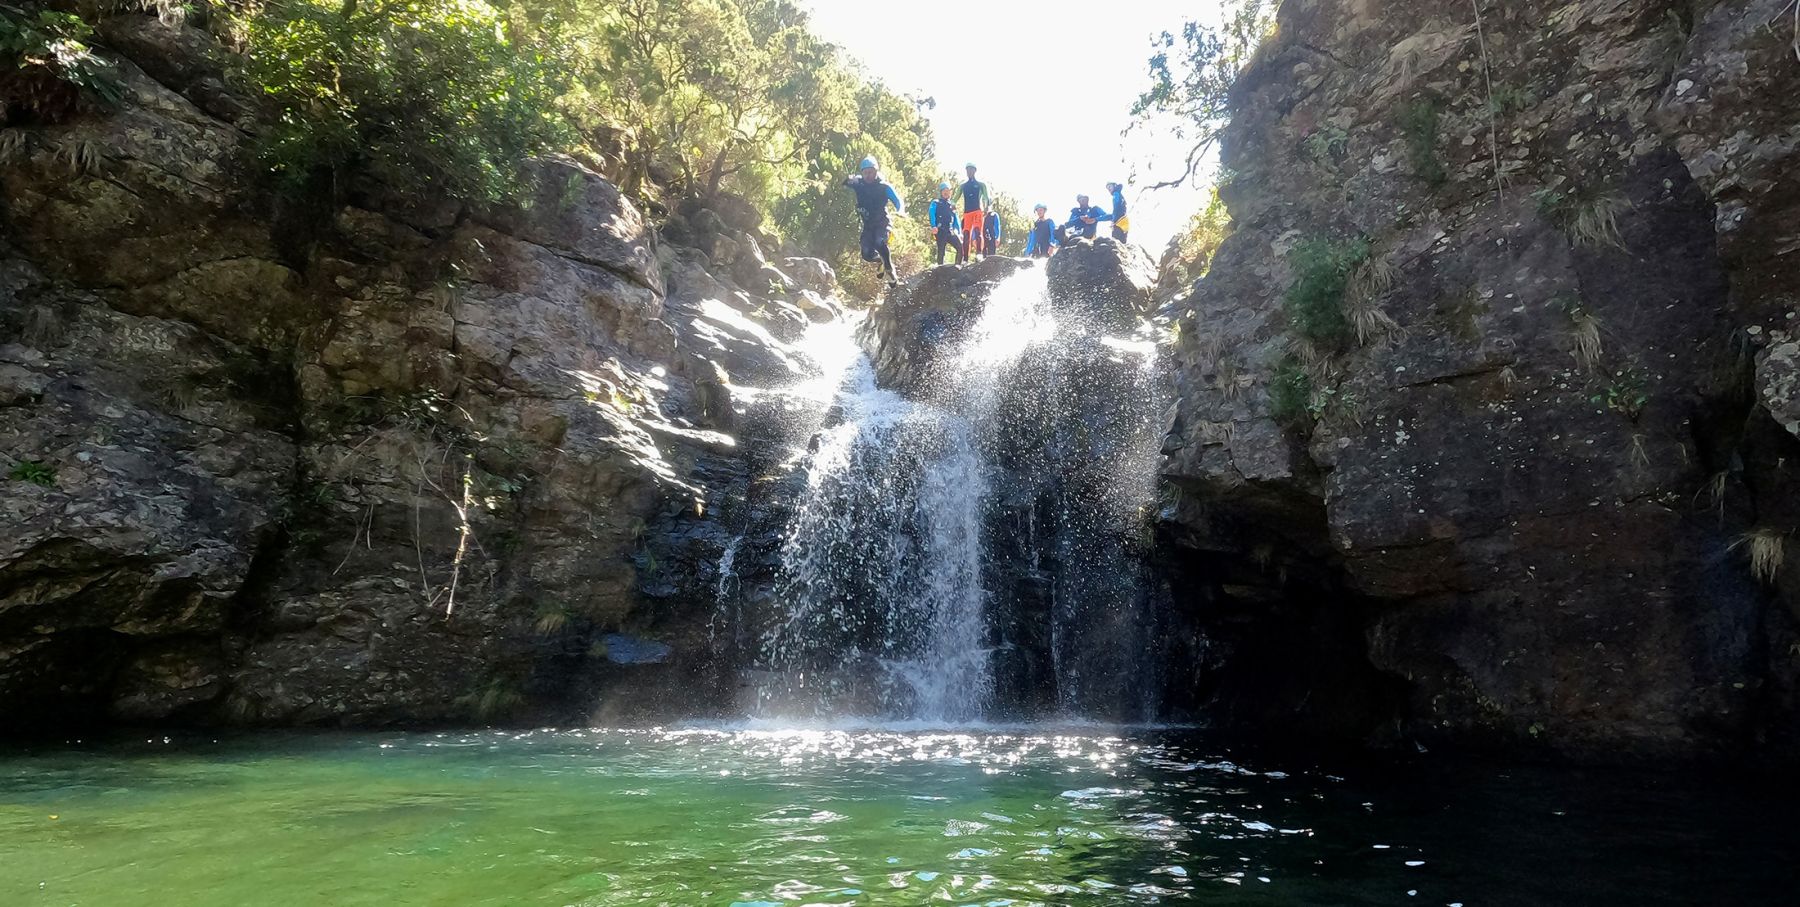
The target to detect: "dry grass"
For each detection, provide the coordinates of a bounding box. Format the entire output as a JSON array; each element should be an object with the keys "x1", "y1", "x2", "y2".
[
  {"x1": 1567, "y1": 307, "x2": 1604, "y2": 372},
  {"x1": 1696, "y1": 470, "x2": 1729, "y2": 521},
  {"x1": 21, "y1": 304, "x2": 67, "y2": 347},
  {"x1": 157, "y1": 375, "x2": 204, "y2": 415},
  {"x1": 533, "y1": 603, "x2": 571, "y2": 636},
  {"x1": 1629, "y1": 433, "x2": 1650, "y2": 472},
  {"x1": 57, "y1": 139, "x2": 104, "y2": 176},
  {"x1": 1344, "y1": 254, "x2": 1403, "y2": 346},
  {"x1": 1568, "y1": 193, "x2": 1630, "y2": 250},
  {"x1": 1733, "y1": 528, "x2": 1787, "y2": 585},
  {"x1": 0, "y1": 129, "x2": 29, "y2": 163}
]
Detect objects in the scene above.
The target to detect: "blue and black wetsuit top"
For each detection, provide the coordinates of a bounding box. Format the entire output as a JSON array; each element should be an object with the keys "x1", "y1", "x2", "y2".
[
  {"x1": 1063, "y1": 205, "x2": 1112, "y2": 239},
  {"x1": 961, "y1": 179, "x2": 992, "y2": 213},
  {"x1": 847, "y1": 176, "x2": 903, "y2": 224},
  {"x1": 1025, "y1": 217, "x2": 1059, "y2": 255},
  {"x1": 929, "y1": 197, "x2": 960, "y2": 232}
]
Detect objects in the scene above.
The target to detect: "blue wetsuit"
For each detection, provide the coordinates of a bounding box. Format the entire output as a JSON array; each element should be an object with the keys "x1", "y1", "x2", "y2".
[
  {"x1": 1024, "y1": 217, "x2": 1060, "y2": 257},
  {"x1": 1109, "y1": 189, "x2": 1129, "y2": 240},
  {"x1": 928, "y1": 196, "x2": 966, "y2": 264},
  {"x1": 1062, "y1": 204, "x2": 1112, "y2": 240}
]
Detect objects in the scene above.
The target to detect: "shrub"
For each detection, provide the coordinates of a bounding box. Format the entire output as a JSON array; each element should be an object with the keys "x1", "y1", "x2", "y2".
[
  {"x1": 241, "y1": 0, "x2": 570, "y2": 203},
  {"x1": 1398, "y1": 98, "x2": 1446, "y2": 185},
  {"x1": 8, "y1": 458, "x2": 55, "y2": 486},
  {"x1": 1283, "y1": 236, "x2": 1369, "y2": 347},
  {"x1": 1268, "y1": 355, "x2": 1312, "y2": 427},
  {"x1": 0, "y1": 5, "x2": 123, "y2": 125}
]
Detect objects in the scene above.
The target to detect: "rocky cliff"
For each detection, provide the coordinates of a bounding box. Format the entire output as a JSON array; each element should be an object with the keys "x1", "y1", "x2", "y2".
[
  {"x1": 0, "y1": 13, "x2": 839, "y2": 728},
  {"x1": 1160, "y1": 0, "x2": 1800, "y2": 758}
]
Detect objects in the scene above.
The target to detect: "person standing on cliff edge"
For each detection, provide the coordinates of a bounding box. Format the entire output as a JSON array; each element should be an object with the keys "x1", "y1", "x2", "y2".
[
  {"x1": 959, "y1": 163, "x2": 993, "y2": 260},
  {"x1": 1106, "y1": 181, "x2": 1130, "y2": 243},
  {"x1": 928, "y1": 181, "x2": 967, "y2": 265},
  {"x1": 845, "y1": 156, "x2": 906, "y2": 287}
]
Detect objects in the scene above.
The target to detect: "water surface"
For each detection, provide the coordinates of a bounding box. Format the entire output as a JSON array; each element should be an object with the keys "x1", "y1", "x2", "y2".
[{"x1": 1, "y1": 728, "x2": 1792, "y2": 905}]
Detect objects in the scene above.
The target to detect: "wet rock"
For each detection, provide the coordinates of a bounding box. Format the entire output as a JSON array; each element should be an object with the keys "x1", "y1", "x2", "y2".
[
  {"x1": 1045, "y1": 238, "x2": 1157, "y2": 329},
  {"x1": 859, "y1": 256, "x2": 1031, "y2": 395}
]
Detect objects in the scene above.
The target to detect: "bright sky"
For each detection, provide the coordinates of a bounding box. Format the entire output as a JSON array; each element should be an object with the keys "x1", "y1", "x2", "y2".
[{"x1": 802, "y1": 0, "x2": 1226, "y2": 251}]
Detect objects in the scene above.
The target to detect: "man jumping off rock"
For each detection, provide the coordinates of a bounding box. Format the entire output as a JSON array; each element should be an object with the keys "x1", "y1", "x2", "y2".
[{"x1": 845, "y1": 156, "x2": 906, "y2": 286}]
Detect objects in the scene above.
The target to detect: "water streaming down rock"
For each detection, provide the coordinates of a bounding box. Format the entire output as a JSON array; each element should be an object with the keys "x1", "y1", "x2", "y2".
[{"x1": 750, "y1": 248, "x2": 1168, "y2": 723}]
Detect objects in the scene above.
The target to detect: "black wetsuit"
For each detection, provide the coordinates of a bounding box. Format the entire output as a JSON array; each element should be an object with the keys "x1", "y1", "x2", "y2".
[{"x1": 846, "y1": 175, "x2": 901, "y2": 277}]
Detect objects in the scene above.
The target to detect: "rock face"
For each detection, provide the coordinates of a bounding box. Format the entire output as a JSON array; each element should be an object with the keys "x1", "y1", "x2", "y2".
[
  {"x1": 1160, "y1": 0, "x2": 1800, "y2": 758},
  {"x1": 0, "y1": 13, "x2": 834, "y2": 728},
  {"x1": 859, "y1": 256, "x2": 1029, "y2": 395}
]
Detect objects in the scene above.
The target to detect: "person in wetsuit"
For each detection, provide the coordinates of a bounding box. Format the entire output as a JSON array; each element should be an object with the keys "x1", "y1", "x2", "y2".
[
  {"x1": 983, "y1": 206, "x2": 1002, "y2": 256},
  {"x1": 927, "y1": 181, "x2": 966, "y2": 265},
  {"x1": 1062, "y1": 193, "x2": 1112, "y2": 241},
  {"x1": 1023, "y1": 203, "x2": 1060, "y2": 258},
  {"x1": 1106, "y1": 181, "x2": 1130, "y2": 242},
  {"x1": 959, "y1": 163, "x2": 993, "y2": 259},
  {"x1": 844, "y1": 156, "x2": 906, "y2": 286}
]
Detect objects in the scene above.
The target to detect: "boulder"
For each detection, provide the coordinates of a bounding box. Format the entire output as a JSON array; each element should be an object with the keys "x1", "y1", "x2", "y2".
[
  {"x1": 858, "y1": 256, "x2": 1030, "y2": 395},
  {"x1": 1045, "y1": 238, "x2": 1157, "y2": 330}
]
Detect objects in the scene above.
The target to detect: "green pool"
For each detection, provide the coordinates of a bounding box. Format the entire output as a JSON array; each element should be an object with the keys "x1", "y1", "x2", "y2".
[{"x1": 1, "y1": 728, "x2": 1792, "y2": 905}]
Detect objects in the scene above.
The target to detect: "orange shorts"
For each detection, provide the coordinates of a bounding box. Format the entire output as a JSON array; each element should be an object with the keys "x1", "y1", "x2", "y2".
[{"x1": 961, "y1": 210, "x2": 986, "y2": 235}]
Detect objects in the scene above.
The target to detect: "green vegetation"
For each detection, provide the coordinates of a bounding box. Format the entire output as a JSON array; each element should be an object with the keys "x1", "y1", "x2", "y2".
[
  {"x1": 1594, "y1": 366, "x2": 1648, "y2": 420},
  {"x1": 1398, "y1": 98, "x2": 1446, "y2": 185},
  {"x1": 1283, "y1": 236, "x2": 1370, "y2": 348},
  {"x1": 1488, "y1": 83, "x2": 1534, "y2": 115},
  {"x1": 1268, "y1": 356, "x2": 1312, "y2": 427},
  {"x1": 15, "y1": 1, "x2": 941, "y2": 294},
  {"x1": 0, "y1": 4, "x2": 122, "y2": 125},
  {"x1": 1303, "y1": 125, "x2": 1348, "y2": 163},
  {"x1": 242, "y1": 0, "x2": 570, "y2": 202},
  {"x1": 7, "y1": 458, "x2": 55, "y2": 486},
  {"x1": 1130, "y1": 0, "x2": 1277, "y2": 189},
  {"x1": 1158, "y1": 188, "x2": 1230, "y2": 292}
]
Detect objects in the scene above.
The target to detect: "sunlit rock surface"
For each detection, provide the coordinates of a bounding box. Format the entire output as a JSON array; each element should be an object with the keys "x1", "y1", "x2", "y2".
[{"x1": 0, "y1": 12, "x2": 839, "y2": 727}]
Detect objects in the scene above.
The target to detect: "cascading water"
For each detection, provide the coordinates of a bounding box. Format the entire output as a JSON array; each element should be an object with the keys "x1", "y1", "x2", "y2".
[{"x1": 748, "y1": 260, "x2": 1164, "y2": 724}]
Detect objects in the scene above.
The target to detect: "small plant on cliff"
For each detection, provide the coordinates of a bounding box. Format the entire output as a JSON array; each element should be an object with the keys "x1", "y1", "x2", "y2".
[
  {"x1": 1398, "y1": 98, "x2": 1447, "y2": 186},
  {"x1": 1268, "y1": 355, "x2": 1312, "y2": 427},
  {"x1": 1733, "y1": 528, "x2": 1787, "y2": 585},
  {"x1": 7, "y1": 458, "x2": 55, "y2": 486},
  {"x1": 1594, "y1": 366, "x2": 1649, "y2": 421},
  {"x1": 1534, "y1": 186, "x2": 1630, "y2": 250},
  {"x1": 1343, "y1": 253, "x2": 1402, "y2": 346},
  {"x1": 0, "y1": 5, "x2": 123, "y2": 125},
  {"x1": 1303, "y1": 125, "x2": 1349, "y2": 163},
  {"x1": 1553, "y1": 294, "x2": 1605, "y2": 373},
  {"x1": 1283, "y1": 236, "x2": 1370, "y2": 348}
]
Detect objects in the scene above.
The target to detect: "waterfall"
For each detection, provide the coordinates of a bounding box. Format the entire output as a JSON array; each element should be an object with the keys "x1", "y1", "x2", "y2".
[{"x1": 750, "y1": 263, "x2": 1164, "y2": 724}]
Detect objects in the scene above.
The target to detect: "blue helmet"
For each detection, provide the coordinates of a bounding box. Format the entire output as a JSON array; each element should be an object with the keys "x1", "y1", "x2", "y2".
[
  {"x1": 1034, "y1": 202, "x2": 1048, "y2": 211},
  {"x1": 939, "y1": 181, "x2": 953, "y2": 191},
  {"x1": 859, "y1": 156, "x2": 879, "y2": 171},
  {"x1": 965, "y1": 162, "x2": 977, "y2": 170}
]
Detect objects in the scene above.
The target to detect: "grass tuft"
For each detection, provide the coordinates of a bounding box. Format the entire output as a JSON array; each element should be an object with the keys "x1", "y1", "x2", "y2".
[
  {"x1": 1398, "y1": 98, "x2": 1447, "y2": 185},
  {"x1": 1554, "y1": 294, "x2": 1604, "y2": 372},
  {"x1": 1344, "y1": 253, "x2": 1402, "y2": 346},
  {"x1": 1535, "y1": 187, "x2": 1631, "y2": 250},
  {"x1": 1734, "y1": 529, "x2": 1787, "y2": 585}
]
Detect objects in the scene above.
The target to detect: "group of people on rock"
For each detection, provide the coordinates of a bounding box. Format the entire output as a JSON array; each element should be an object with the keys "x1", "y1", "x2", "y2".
[{"x1": 843, "y1": 156, "x2": 1131, "y2": 287}]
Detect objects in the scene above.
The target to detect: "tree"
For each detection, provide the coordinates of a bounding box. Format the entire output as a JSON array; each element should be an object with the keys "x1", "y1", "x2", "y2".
[{"x1": 1130, "y1": 0, "x2": 1276, "y2": 190}]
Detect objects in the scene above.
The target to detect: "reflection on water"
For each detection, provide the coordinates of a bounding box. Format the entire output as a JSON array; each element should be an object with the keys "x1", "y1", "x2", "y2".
[{"x1": 1, "y1": 728, "x2": 1795, "y2": 906}]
